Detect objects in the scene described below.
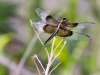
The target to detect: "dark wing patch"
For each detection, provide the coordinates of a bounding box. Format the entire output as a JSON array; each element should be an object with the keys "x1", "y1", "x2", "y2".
[
  {"x1": 43, "y1": 24, "x2": 56, "y2": 34},
  {"x1": 46, "y1": 15, "x2": 58, "y2": 25},
  {"x1": 57, "y1": 29, "x2": 73, "y2": 37},
  {"x1": 67, "y1": 23, "x2": 78, "y2": 28}
]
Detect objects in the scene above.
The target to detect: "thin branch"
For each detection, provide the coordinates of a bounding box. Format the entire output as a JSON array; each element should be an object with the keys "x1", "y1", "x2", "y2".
[
  {"x1": 51, "y1": 37, "x2": 56, "y2": 53},
  {"x1": 45, "y1": 38, "x2": 65, "y2": 75},
  {"x1": 45, "y1": 37, "x2": 56, "y2": 75},
  {"x1": 30, "y1": 20, "x2": 49, "y2": 59},
  {"x1": 53, "y1": 37, "x2": 65, "y2": 53},
  {"x1": 51, "y1": 41, "x2": 67, "y2": 64},
  {"x1": 49, "y1": 37, "x2": 56, "y2": 60},
  {"x1": 45, "y1": 58, "x2": 52, "y2": 75},
  {"x1": 31, "y1": 56, "x2": 41, "y2": 75},
  {"x1": 45, "y1": 52, "x2": 53, "y2": 75},
  {"x1": 33, "y1": 54, "x2": 45, "y2": 73},
  {"x1": 30, "y1": 16, "x2": 66, "y2": 75},
  {"x1": 49, "y1": 62, "x2": 62, "y2": 75}
]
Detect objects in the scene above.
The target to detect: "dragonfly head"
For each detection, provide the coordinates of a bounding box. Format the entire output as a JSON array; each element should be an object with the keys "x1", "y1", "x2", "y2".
[
  {"x1": 63, "y1": 18, "x2": 68, "y2": 21},
  {"x1": 61, "y1": 18, "x2": 69, "y2": 26}
]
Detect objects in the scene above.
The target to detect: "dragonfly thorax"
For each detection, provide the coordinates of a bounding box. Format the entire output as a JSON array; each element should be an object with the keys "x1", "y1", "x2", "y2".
[{"x1": 61, "y1": 18, "x2": 69, "y2": 28}]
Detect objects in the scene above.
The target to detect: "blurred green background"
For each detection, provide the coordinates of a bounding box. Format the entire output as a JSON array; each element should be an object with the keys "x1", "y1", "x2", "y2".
[{"x1": 0, "y1": 0, "x2": 100, "y2": 75}]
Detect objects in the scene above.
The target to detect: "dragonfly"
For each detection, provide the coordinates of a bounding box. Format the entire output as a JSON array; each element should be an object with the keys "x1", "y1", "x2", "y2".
[{"x1": 32, "y1": 8, "x2": 95, "y2": 45}]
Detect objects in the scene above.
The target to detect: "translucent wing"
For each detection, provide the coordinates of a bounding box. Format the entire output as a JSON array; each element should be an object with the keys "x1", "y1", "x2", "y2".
[
  {"x1": 71, "y1": 22, "x2": 95, "y2": 32},
  {"x1": 35, "y1": 8, "x2": 49, "y2": 21},
  {"x1": 67, "y1": 31, "x2": 90, "y2": 40},
  {"x1": 32, "y1": 8, "x2": 59, "y2": 33},
  {"x1": 32, "y1": 21, "x2": 46, "y2": 32},
  {"x1": 32, "y1": 21, "x2": 57, "y2": 33},
  {"x1": 67, "y1": 22, "x2": 95, "y2": 40},
  {"x1": 35, "y1": 8, "x2": 58, "y2": 26}
]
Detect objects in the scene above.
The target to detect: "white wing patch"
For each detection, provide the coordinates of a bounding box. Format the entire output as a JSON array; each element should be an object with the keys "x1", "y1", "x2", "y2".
[
  {"x1": 35, "y1": 8, "x2": 49, "y2": 21},
  {"x1": 32, "y1": 21, "x2": 46, "y2": 32}
]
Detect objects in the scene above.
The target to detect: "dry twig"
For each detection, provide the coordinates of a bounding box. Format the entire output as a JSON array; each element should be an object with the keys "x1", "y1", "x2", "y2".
[
  {"x1": 30, "y1": 20, "x2": 49, "y2": 59},
  {"x1": 30, "y1": 20, "x2": 66, "y2": 75},
  {"x1": 31, "y1": 55, "x2": 41, "y2": 75}
]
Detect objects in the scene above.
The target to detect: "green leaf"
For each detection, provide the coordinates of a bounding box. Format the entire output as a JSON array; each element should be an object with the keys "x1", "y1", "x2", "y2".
[{"x1": 0, "y1": 34, "x2": 12, "y2": 51}]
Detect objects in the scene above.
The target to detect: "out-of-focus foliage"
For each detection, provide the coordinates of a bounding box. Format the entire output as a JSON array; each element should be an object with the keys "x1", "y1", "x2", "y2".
[
  {"x1": 90, "y1": 0, "x2": 100, "y2": 22},
  {"x1": 0, "y1": 0, "x2": 100, "y2": 75},
  {"x1": 0, "y1": 1, "x2": 17, "y2": 52},
  {"x1": 0, "y1": 65, "x2": 8, "y2": 75},
  {"x1": 0, "y1": 1, "x2": 17, "y2": 33}
]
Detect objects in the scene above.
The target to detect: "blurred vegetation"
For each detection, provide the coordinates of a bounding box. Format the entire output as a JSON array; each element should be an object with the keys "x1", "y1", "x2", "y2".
[
  {"x1": 0, "y1": 1, "x2": 17, "y2": 33},
  {"x1": 0, "y1": 1, "x2": 17, "y2": 51},
  {"x1": 0, "y1": 0, "x2": 100, "y2": 75}
]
